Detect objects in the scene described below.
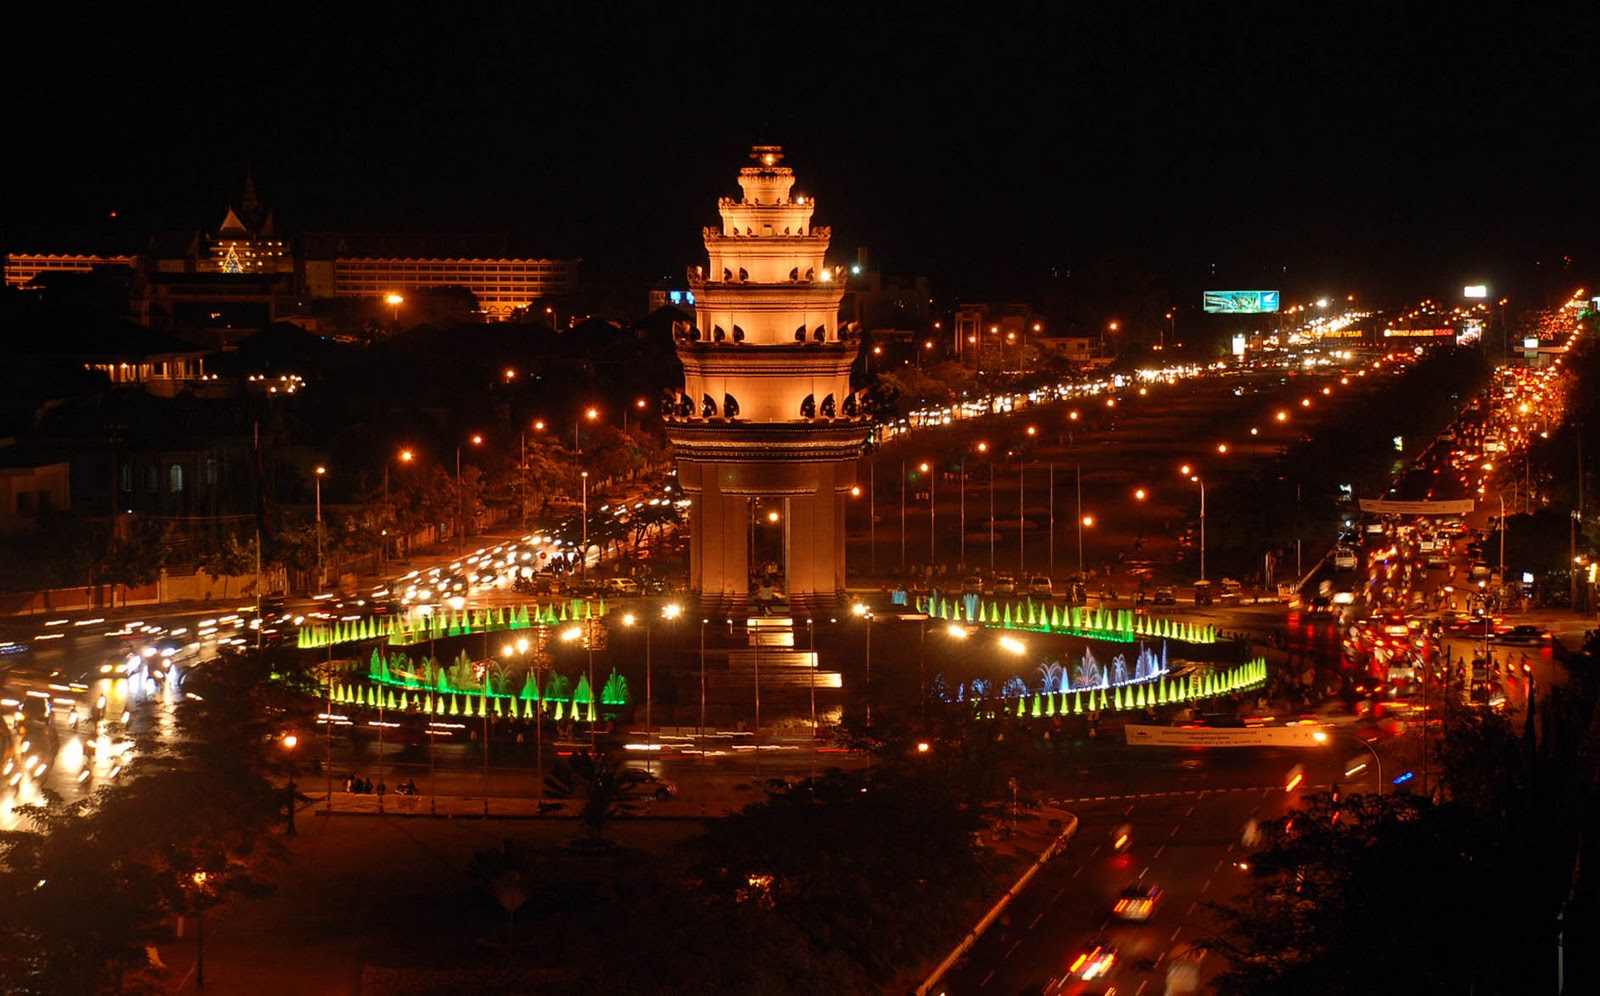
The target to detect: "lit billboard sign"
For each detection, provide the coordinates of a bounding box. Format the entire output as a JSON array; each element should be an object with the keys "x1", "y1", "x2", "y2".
[
  {"x1": 1463, "y1": 284, "x2": 1488, "y2": 299},
  {"x1": 1382, "y1": 327, "x2": 1454, "y2": 338},
  {"x1": 1203, "y1": 290, "x2": 1280, "y2": 314}
]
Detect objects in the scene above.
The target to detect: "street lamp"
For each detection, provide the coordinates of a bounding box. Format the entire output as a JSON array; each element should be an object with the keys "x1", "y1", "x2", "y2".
[
  {"x1": 920, "y1": 461, "x2": 936, "y2": 566},
  {"x1": 1313, "y1": 728, "x2": 1383, "y2": 796},
  {"x1": 314, "y1": 466, "x2": 326, "y2": 590},
  {"x1": 385, "y1": 292, "x2": 404, "y2": 326},
  {"x1": 576, "y1": 406, "x2": 599, "y2": 452},
  {"x1": 623, "y1": 604, "x2": 680, "y2": 776},
  {"x1": 281, "y1": 733, "x2": 299, "y2": 836},
  {"x1": 1181, "y1": 465, "x2": 1207, "y2": 581},
  {"x1": 853, "y1": 602, "x2": 874, "y2": 726},
  {"x1": 580, "y1": 471, "x2": 590, "y2": 576},
  {"x1": 383, "y1": 449, "x2": 415, "y2": 574},
  {"x1": 456, "y1": 434, "x2": 483, "y2": 555}
]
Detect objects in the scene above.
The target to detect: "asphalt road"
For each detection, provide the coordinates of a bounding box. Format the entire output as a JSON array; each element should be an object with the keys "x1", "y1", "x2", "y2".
[{"x1": 937, "y1": 743, "x2": 1357, "y2": 996}]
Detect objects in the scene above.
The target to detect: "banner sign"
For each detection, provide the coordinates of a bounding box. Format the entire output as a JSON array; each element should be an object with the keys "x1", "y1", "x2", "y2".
[
  {"x1": 1203, "y1": 290, "x2": 1280, "y2": 314},
  {"x1": 1357, "y1": 498, "x2": 1475, "y2": 515},
  {"x1": 1381, "y1": 328, "x2": 1454, "y2": 338},
  {"x1": 1124, "y1": 724, "x2": 1327, "y2": 747}
]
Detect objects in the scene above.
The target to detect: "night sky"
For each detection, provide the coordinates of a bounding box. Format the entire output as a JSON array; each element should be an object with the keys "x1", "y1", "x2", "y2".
[{"x1": 4, "y1": 3, "x2": 1596, "y2": 303}]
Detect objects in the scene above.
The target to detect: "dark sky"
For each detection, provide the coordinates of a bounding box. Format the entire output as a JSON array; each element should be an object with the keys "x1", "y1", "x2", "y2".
[{"x1": 4, "y1": 2, "x2": 1596, "y2": 303}]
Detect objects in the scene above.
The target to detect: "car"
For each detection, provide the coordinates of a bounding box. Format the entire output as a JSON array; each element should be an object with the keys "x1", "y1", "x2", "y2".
[
  {"x1": 1333, "y1": 547, "x2": 1359, "y2": 570},
  {"x1": 994, "y1": 574, "x2": 1018, "y2": 595},
  {"x1": 1492, "y1": 624, "x2": 1546, "y2": 647},
  {"x1": 1027, "y1": 576, "x2": 1054, "y2": 598},
  {"x1": 962, "y1": 575, "x2": 985, "y2": 595},
  {"x1": 1067, "y1": 938, "x2": 1118, "y2": 981},
  {"x1": 1151, "y1": 586, "x2": 1176, "y2": 605},
  {"x1": 604, "y1": 578, "x2": 641, "y2": 596},
  {"x1": 1113, "y1": 883, "x2": 1163, "y2": 922}
]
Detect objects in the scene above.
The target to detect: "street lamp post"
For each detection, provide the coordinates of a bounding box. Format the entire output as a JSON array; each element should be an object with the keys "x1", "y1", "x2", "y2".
[
  {"x1": 853, "y1": 603, "x2": 874, "y2": 727},
  {"x1": 921, "y1": 461, "x2": 936, "y2": 566},
  {"x1": 1498, "y1": 493, "x2": 1507, "y2": 580},
  {"x1": 959, "y1": 456, "x2": 967, "y2": 570},
  {"x1": 580, "y1": 471, "x2": 589, "y2": 576},
  {"x1": 313, "y1": 466, "x2": 326, "y2": 591},
  {"x1": 456, "y1": 434, "x2": 482, "y2": 555},
  {"x1": 281, "y1": 734, "x2": 298, "y2": 836},
  {"x1": 1181, "y1": 466, "x2": 1207, "y2": 581},
  {"x1": 1076, "y1": 464, "x2": 1084, "y2": 575},
  {"x1": 1315, "y1": 728, "x2": 1383, "y2": 796}
]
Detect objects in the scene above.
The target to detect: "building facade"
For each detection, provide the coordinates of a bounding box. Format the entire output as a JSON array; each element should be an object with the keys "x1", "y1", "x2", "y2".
[
  {"x1": 4, "y1": 253, "x2": 139, "y2": 288},
  {"x1": 664, "y1": 146, "x2": 869, "y2": 602}
]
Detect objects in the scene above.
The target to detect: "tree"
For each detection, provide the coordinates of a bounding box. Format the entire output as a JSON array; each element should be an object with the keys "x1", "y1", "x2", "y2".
[
  {"x1": 101, "y1": 518, "x2": 170, "y2": 602},
  {"x1": 469, "y1": 839, "x2": 535, "y2": 930},
  {"x1": 690, "y1": 767, "x2": 984, "y2": 985},
  {"x1": 541, "y1": 750, "x2": 644, "y2": 843},
  {"x1": 197, "y1": 532, "x2": 256, "y2": 598}
]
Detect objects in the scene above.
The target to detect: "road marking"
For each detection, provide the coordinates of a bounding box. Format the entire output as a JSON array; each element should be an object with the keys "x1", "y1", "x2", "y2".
[
  {"x1": 1185, "y1": 806, "x2": 1195, "y2": 817},
  {"x1": 1030, "y1": 912, "x2": 1044, "y2": 930},
  {"x1": 1052, "y1": 887, "x2": 1065, "y2": 902},
  {"x1": 1171, "y1": 926, "x2": 1184, "y2": 942},
  {"x1": 1169, "y1": 825, "x2": 1180, "y2": 838},
  {"x1": 1225, "y1": 843, "x2": 1234, "y2": 853},
  {"x1": 1139, "y1": 866, "x2": 1150, "y2": 879},
  {"x1": 1202, "y1": 878, "x2": 1212, "y2": 892},
  {"x1": 1072, "y1": 865, "x2": 1084, "y2": 879},
  {"x1": 1153, "y1": 845, "x2": 1165, "y2": 859},
  {"x1": 979, "y1": 969, "x2": 994, "y2": 988},
  {"x1": 1090, "y1": 844, "x2": 1102, "y2": 857},
  {"x1": 1214, "y1": 859, "x2": 1225, "y2": 872},
  {"x1": 1136, "y1": 982, "x2": 1149, "y2": 994},
  {"x1": 1005, "y1": 940, "x2": 1021, "y2": 959},
  {"x1": 1124, "y1": 804, "x2": 1135, "y2": 816},
  {"x1": 1188, "y1": 901, "x2": 1198, "y2": 915}
]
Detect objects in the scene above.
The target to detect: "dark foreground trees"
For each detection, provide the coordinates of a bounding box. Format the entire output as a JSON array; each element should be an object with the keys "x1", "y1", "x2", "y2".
[
  {"x1": 1207, "y1": 665, "x2": 1599, "y2": 994},
  {"x1": 0, "y1": 649, "x2": 319, "y2": 992}
]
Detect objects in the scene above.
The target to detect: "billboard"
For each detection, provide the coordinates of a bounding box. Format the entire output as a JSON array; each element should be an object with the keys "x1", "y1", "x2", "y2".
[
  {"x1": 1203, "y1": 290, "x2": 1280, "y2": 314},
  {"x1": 1382, "y1": 327, "x2": 1454, "y2": 338},
  {"x1": 1125, "y1": 724, "x2": 1327, "y2": 747},
  {"x1": 1463, "y1": 284, "x2": 1488, "y2": 299}
]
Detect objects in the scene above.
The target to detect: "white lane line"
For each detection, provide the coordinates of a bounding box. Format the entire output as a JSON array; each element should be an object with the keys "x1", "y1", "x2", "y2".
[
  {"x1": 1202, "y1": 878, "x2": 1212, "y2": 892},
  {"x1": 1154, "y1": 845, "x2": 1166, "y2": 859},
  {"x1": 1188, "y1": 901, "x2": 1199, "y2": 915},
  {"x1": 1073, "y1": 865, "x2": 1084, "y2": 879},
  {"x1": 1139, "y1": 866, "x2": 1150, "y2": 879},
  {"x1": 1214, "y1": 858, "x2": 1225, "y2": 872},
  {"x1": 1169, "y1": 825, "x2": 1180, "y2": 838},
  {"x1": 1136, "y1": 982, "x2": 1149, "y2": 995},
  {"x1": 1185, "y1": 806, "x2": 1195, "y2": 817},
  {"x1": 1226, "y1": 843, "x2": 1235, "y2": 853},
  {"x1": 1090, "y1": 844, "x2": 1102, "y2": 857},
  {"x1": 1005, "y1": 940, "x2": 1021, "y2": 959},
  {"x1": 1030, "y1": 911, "x2": 1044, "y2": 930},
  {"x1": 1124, "y1": 804, "x2": 1135, "y2": 816},
  {"x1": 980, "y1": 968, "x2": 995, "y2": 988},
  {"x1": 1052, "y1": 887, "x2": 1065, "y2": 902},
  {"x1": 1171, "y1": 926, "x2": 1184, "y2": 942}
]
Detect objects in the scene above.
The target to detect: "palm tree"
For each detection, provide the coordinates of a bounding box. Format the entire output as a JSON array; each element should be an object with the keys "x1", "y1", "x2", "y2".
[{"x1": 541, "y1": 750, "x2": 645, "y2": 843}]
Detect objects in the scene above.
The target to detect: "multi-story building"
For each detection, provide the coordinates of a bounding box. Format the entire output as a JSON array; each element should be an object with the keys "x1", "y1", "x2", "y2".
[
  {"x1": 4, "y1": 253, "x2": 139, "y2": 289},
  {"x1": 301, "y1": 232, "x2": 580, "y2": 321}
]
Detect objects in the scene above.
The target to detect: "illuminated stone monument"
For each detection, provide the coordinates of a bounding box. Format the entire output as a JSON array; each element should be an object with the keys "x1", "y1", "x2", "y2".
[{"x1": 665, "y1": 146, "x2": 868, "y2": 603}]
